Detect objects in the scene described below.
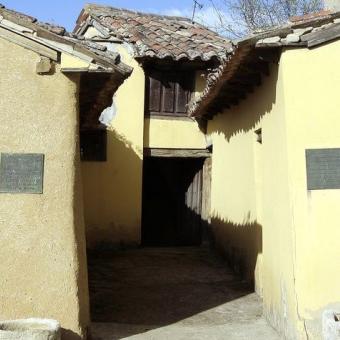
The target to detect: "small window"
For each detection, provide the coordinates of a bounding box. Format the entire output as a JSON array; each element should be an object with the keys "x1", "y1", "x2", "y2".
[
  {"x1": 255, "y1": 128, "x2": 262, "y2": 144},
  {"x1": 145, "y1": 69, "x2": 194, "y2": 117},
  {"x1": 80, "y1": 129, "x2": 107, "y2": 162}
]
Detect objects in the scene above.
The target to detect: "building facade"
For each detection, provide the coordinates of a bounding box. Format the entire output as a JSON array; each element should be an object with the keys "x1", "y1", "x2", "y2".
[
  {"x1": 2, "y1": 3, "x2": 340, "y2": 340},
  {"x1": 190, "y1": 9, "x2": 340, "y2": 340},
  {"x1": 0, "y1": 6, "x2": 131, "y2": 339},
  {"x1": 74, "y1": 5, "x2": 231, "y2": 249}
]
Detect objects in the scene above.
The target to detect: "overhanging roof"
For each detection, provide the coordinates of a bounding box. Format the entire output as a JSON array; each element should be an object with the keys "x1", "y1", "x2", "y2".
[
  {"x1": 189, "y1": 9, "x2": 340, "y2": 118},
  {"x1": 0, "y1": 4, "x2": 132, "y2": 79},
  {"x1": 74, "y1": 3, "x2": 233, "y2": 63}
]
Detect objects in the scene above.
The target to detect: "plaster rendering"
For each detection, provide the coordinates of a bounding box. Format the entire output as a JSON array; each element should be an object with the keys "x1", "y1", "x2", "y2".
[
  {"x1": 3, "y1": 2, "x2": 340, "y2": 340},
  {"x1": 199, "y1": 20, "x2": 340, "y2": 340},
  {"x1": 0, "y1": 37, "x2": 89, "y2": 339},
  {"x1": 0, "y1": 5, "x2": 131, "y2": 339}
]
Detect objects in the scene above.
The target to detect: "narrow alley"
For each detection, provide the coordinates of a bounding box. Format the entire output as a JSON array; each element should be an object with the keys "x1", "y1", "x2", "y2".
[{"x1": 88, "y1": 247, "x2": 280, "y2": 340}]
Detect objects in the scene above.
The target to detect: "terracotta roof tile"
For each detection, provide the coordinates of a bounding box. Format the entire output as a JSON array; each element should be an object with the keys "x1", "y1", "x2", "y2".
[
  {"x1": 290, "y1": 9, "x2": 332, "y2": 23},
  {"x1": 75, "y1": 4, "x2": 231, "y2": 62},
  {"x1": 0, "y1": 4, "x2": 132, "y2": 76}
]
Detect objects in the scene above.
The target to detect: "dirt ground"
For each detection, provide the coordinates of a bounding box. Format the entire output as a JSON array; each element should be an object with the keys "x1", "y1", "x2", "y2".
[{"x1": 88, "y1": 247, "x2": 281, "y2": 340}]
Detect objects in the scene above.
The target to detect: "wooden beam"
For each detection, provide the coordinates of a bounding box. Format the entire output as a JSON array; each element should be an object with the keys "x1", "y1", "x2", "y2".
[
  {"x1": 144, "y1": 148, "x2": 211, "y2": 158},
  {"x1": 303, "y1": 23, "x2": 340, "y2": 47}
]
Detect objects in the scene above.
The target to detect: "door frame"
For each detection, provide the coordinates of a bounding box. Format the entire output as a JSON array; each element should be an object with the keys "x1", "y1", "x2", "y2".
[
  {"x1": 143, "y1": 147, "x2": 211, "y2": 158},
  {"x1": 142, "y1": 147, "x2": 212, "y2": 245}
]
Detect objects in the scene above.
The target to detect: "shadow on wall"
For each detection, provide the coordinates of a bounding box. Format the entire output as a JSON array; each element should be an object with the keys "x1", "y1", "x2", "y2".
[
  {"x1": 81, "y1": 128, "x2": 143, "y2": 249},
  {"x1": 207, "y1": 215, "x2": 263, "y2": 287},
  {"x1": 202, "y1": 65, "x2": 280, "y2": 289},
  {"x1": 208, "y1": 64, "x2": 279, "y2": 141}
]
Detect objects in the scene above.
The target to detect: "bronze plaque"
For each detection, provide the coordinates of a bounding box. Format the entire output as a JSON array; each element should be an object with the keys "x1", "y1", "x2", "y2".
[
  {"x1": 306, "y1": 148, "x2": 340, "y2": 190},
  {"x1": 0, "y1": 153, "x2": 44, "y2": 194}
]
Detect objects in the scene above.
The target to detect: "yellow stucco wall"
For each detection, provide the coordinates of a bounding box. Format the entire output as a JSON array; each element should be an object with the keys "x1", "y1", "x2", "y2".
[
  {"x1": 81, "y1": 33, "x2": 208, "y2": 247},
  {"x1": 144, "y1": 117, "x2": 207, "y2": 149},
  {"x1": 81, "y1": 45, "x2": 144, "y2": 248},
  {"x1": 282, "y1": 40, "x2": 340, "y2": 339},
  {"x1": 207, "y1": 63, "x2": 299, "y2": 339},
  {"x1": 61, "y1": 53, "x2": 91, "y2": 69},
  {"x1": 0, "y1": 38, "x2": 89, "y2": 339},
  {"x1": 207, "y1": 40, "x2": 340, "y2": 340}
]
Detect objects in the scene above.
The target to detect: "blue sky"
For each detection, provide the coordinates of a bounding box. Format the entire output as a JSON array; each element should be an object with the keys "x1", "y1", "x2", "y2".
[{"x1": 0, "y1": 0, "x2": 206, "y2": 31}]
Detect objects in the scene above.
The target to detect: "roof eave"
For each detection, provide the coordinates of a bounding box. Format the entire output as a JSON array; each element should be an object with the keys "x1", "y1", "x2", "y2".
[
  {"x1": 190, "y1": 10, "x2": 340, "y2": 119},
  {"x1": 0, "y1": 7, "x2": 132, "y2": 79},
  {"x1": 189, "y1": 43, "x2": 281, "y2": 119}
]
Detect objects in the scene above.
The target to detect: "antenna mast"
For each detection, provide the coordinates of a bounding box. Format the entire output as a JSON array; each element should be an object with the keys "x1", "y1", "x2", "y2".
[{"x1": 192, "y1": 0, "x2": 203, "y2": 23}]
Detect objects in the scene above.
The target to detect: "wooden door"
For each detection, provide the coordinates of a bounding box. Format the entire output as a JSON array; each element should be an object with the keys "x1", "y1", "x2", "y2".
[
  {"x1": 178, "y1": 164, "x2": 203, "y2": 245},
  {"x1": 142, "y1": 157, "x2": 204, "y2": 246}
]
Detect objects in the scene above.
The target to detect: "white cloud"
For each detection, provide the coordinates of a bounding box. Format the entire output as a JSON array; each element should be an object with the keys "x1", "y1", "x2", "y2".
[
  {"x1": 159, "y1": 6, "x2": 233, "y2": 36},
  {"x1": 162, "y1": 8, "x2": 192, "y2": 18},
  {"x1": 162, "y1": 6, "x2": 221, "y2": 26},
  {"x1": 145, "y1": 3, "x2": 238, "y2": 37}
]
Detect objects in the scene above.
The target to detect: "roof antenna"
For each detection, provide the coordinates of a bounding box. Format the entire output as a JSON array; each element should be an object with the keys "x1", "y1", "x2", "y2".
[{"x1": 192, "y1": 0, "x2": 203, "y2": 23}]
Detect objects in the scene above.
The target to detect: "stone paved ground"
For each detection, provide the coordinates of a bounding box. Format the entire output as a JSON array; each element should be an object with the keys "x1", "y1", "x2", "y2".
[{"x1": 88, "y1": 247, "x2": 281, "y2": 340}]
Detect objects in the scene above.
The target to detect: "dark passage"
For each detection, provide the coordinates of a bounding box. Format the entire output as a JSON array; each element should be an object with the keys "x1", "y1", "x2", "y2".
[{"x1": 142, "y1": 157, "x2": 204, "y2": 246}]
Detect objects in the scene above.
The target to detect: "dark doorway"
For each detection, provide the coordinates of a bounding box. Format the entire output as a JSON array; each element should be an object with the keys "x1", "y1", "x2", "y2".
[{"x1": 142, "y1": 157, "x2": 204, "y2": 246}]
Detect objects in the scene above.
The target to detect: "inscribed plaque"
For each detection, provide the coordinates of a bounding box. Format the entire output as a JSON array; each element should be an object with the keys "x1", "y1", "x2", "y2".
[
  {"x1": 306, "y1": 148, "x2": 340, "y2": 190},
  {"x1": 0, "y1": 153, "x2": 44, "y2": 194}
]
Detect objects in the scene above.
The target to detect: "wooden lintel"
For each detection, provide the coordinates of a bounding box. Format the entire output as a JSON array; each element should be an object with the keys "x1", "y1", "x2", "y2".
[{"x1": 144, "y1": 148, "x2": 211, "y2": 158}]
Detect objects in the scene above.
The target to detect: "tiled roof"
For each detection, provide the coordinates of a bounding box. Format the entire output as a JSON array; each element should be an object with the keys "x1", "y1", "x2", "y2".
[
  {"x1": 189, "y1": 9, "x2": 340, "y2": 117},
  {"x1": 0, "y1": 4, "x2": 132, "y2": 76},
  {"x1": 75, "y1": 4, "x2": 233, "y2": 62}
]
